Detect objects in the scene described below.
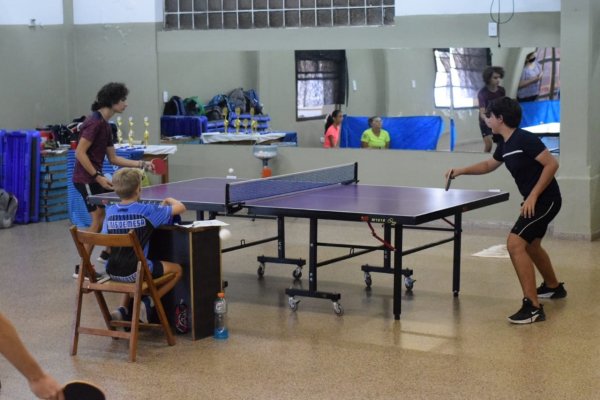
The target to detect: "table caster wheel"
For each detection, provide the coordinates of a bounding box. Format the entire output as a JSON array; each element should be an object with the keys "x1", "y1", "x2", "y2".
[
  {"x1": 333, "y1": 302, "x2": 344, "y2": 316},
  {"x1": 257, "y1": 263, "x2": 265, "y2": 278},
  {"x1": 292, "y1": 267, "x2": 302, "y2": 280},
  {"x1": 288, "y1": 296, "x2": 300, "y2": 311},
  {"x1": 404, "y1": 276, "x2": 416, "y2": 291},
  {"x1": 364, "y1": 271, "x2": 372, "y2": 288}
]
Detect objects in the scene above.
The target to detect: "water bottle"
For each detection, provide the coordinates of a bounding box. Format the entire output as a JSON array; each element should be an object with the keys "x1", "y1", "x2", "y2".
[{"x1": 214, "y1": 292, "x2": 229, "y2": 340}]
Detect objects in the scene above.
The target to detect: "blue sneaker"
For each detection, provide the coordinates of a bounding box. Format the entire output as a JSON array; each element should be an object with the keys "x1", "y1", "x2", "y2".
[{"x1": 139, "y1": 296, "x2": 155, "y2": 324}]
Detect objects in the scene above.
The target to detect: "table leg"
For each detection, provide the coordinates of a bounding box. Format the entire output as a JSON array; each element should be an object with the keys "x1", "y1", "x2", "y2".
[
  {"x1": 393, "y1": 224, "x2": 404, "y2": 320},
  {"x1": 452, "y1": 212, "x2": 462, "y2": 296}
]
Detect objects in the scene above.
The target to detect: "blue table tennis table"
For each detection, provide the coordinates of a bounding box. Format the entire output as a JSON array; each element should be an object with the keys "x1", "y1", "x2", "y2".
[{"x1": 90, "y1": 163, "x2": 509, "y2": 319}]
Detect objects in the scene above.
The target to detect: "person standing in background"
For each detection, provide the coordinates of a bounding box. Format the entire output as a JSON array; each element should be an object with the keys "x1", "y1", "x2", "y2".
[
  {"x1": 72, "y1": 82, "x2": 154, "y2": 280},
  {"x1": 477, "y1": 66, "x2": 506, "y2": 153},
  {"x1": 323, "y1": 110, "x2": 343, "y2": 148},
  {"x1": 517, "y1": 51, "x2": 543, "y2": 102}
]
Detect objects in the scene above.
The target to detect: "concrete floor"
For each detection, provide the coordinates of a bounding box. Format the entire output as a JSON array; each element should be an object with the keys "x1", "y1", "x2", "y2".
[{"x1": 0, "y1": 215, "x2": 598, "y2": 399}]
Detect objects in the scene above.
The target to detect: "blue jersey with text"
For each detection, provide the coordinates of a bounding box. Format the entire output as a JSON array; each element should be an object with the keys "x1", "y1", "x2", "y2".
[{"x1": 101, "y1": 202, "x2": 172, "y2": 277}]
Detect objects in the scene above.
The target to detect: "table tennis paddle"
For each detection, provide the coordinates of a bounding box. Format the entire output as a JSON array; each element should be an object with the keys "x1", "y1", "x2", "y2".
[
  {"x1": 445, "y1": 169, "x2": 454, "y2": 191},
  {"x1": 150, "y1": 158, "x2": 167, "y2": 175},
  {"x1": 63, "y1": 381, "x2": 106, "y2": 400}
]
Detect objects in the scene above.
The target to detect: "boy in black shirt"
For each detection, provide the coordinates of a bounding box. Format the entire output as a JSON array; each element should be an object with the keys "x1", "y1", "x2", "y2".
[{"x1": 447, "y1": 97, "x2": 566, "y2": 324}]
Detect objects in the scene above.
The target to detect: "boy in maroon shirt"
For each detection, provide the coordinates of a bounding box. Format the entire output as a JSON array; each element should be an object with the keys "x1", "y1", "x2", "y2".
[{"x1": 72, "y1": 82, "x2": 153, "y2": 278}]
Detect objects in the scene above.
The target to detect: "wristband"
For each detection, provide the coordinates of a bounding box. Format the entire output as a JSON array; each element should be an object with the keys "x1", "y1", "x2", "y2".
[{"x1": 93, "y1": 170, "x2": 104, "y2": 179}]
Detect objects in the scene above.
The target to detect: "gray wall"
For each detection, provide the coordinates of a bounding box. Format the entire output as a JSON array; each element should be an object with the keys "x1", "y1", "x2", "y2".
[{"x1": 0, "y1": 27, "x2": 69, "y2": 130}]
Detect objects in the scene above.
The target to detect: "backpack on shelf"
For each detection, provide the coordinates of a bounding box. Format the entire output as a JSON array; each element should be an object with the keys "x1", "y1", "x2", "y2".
[
  {"x1": 244, "y1": 89, "x2": 263, "y2": 114},
  {"x1": 163, "y1": 96, "x2": 185, "y2": 116},
  {"x1": 204, "y1": 94, "x2": 231, "y2": 121},
  {"x1": 183, "y1": 97, "x2": 205, "y2": 116},
  {"x1": 228, "y1": 88, "x2": 247, "y2": 114}
]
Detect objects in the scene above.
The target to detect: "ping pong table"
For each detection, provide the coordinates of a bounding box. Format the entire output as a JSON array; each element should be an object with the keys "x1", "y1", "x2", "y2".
[{"x1": 90, "y1": 163, "x2": 509, "y2": 319}]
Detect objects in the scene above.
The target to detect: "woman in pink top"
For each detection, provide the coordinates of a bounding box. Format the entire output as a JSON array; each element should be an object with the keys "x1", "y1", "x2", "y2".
[{"x1": 323, "y1": 110, "x2": 343, "y2": 148}]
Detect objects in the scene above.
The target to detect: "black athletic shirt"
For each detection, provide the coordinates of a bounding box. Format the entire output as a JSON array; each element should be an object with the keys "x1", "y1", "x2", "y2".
[{"x1": 493, "y1": 128, "x2": 561, "y2": 201}]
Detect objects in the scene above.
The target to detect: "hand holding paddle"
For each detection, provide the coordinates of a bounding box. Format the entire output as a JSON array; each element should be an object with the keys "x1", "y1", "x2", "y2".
[
  {"x1": 63, "y1": 381, "x2": 105, "y2": 400},
  {"x1": 444, "y1": 169, "x2": 455, "y2": 191},
  {"x1": 148, "y1": 158, "x2": 167, "y2": 176}
]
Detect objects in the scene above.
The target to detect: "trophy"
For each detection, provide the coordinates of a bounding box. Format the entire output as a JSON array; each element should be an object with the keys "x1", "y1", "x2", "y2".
[
  {"x1": 242, "y1": 119, "x2": 248, "y2": 133},
  {"x1": 127, "y1": 116, "x2": 134, "y2": 146},
  {"x1": 251, "y1": 119, "x2": 258, "y2": 133},
  {"x1": 222, "y1": 107, "x2": 229, "y2": 133},
  {"x1": 234, "y1": 107, "x2": 241, "y2": 134},
  {"x1": 143, "y1": 116, "x2": 150, "y2": 147},
  {"x1": 116, "y1": 116, "x2": 123, "y2": 144}
]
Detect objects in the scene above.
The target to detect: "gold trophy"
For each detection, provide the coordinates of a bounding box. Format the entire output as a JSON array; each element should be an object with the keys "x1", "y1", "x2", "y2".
[
  {"x1": 128, "y1": 116, "x2": 134, "y2": 146},
  {"x1": 222, "y1": 107, "x2": 229, "y2": 134},
  {"x1": 234, "y1": 107, "x2": 241, "y2": 134},
  {"x1": 242, "y1": 119, "x2": 248, "y2": 133},
  {"x1": 143, "y1": 116, "x2": 150, "y2": 147},
  {"x1": 116, "y1": 116, "x2": 124, "y2": 144},
  {"x1": 251, "y1": 119, "x2": 258, "y2": 133}
]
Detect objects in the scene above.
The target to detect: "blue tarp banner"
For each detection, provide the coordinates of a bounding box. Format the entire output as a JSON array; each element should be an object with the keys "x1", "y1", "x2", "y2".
[
  {"x1": 340, "y1": 115, "x2": 444, "y2": 150},
  {"x1": 519, "y1": 100, "x2": 560, "y2": 128}
]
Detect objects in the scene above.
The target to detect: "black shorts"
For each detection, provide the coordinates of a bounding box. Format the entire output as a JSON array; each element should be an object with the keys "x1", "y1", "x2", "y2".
[
  {"x1": 108, "y1": 260, "x2": 165, "y2": 283},
  {"x1": 74, "y1": 182, "x2": 110, "y2": 212},
  {"x1": 511, "y1": 198, "x2": 561, "y2": 243}
]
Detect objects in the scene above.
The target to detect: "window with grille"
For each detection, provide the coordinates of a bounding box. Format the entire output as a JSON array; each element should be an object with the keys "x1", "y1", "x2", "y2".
[
  {"x1": 296, "y1": 50, "x2": 347, "y2": 120},
  {"x1": 535, "y1": 47, "x2": 560, "y2": 100},
  {"x1": 434, "y1": 48, "x2": 491, "y2": 109},
  {"x1": 164, "y1": 0, "x2": 394, "y2": 30}
]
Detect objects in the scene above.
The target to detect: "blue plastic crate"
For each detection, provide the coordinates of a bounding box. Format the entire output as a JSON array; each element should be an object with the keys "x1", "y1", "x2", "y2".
[
  {"x1": 2, "y1": 131, "x2": 40, "y2": 223},
  {"x1": 0, "y1": 130, "x2": 5, "y2": 186}
]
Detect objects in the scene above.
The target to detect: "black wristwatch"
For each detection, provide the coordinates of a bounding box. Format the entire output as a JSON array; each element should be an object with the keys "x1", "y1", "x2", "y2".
[{"x1": 93, "y1": 170, "x2": 104, "y2": 179}]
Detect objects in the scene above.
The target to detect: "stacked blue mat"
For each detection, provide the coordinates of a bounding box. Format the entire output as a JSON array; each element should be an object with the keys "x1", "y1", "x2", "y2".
[
  {"x1": 67, "y1": 148, "x2": 144, "y2": 227},
  {"x1": 39, "y1": 150, "x2": 69, "y2": 222},
  {"x1": 160, "y1": 115, "x2": 208, "y2": 137},
  {"x1": 0, "y1": 130, "x2": 41, "y2": 224}
]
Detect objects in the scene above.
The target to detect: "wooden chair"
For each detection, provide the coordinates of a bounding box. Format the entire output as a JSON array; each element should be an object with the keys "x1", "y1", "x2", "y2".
[{"x1": 69, "y1": 225, "x2": 176, "y2": 362}]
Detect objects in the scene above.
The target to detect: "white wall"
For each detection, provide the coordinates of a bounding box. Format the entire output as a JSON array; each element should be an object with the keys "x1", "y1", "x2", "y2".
[
  {"x1": 73, "y1": 0, "x2": 162, "y2": 24},
  {"x1": 396, "y1": 0, "x2": 560, "y2": 16},
  {"x1": 0, "y1": 0, "x2": 63, "y2": 25}
]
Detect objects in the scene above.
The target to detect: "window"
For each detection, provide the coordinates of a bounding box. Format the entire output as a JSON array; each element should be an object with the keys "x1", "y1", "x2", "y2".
[
  {"x1": 295, "y1": 50, "x2": 347, "y2": 120},
  {"x1": 164, "y1": 0, "x2": 394, "y2": 30},
  {"x1": 536, "y1": 47, "x2": 560, "y2": 100},
  {"x1": 434, "y1": 48, "x2": 491, "y2": 109}
]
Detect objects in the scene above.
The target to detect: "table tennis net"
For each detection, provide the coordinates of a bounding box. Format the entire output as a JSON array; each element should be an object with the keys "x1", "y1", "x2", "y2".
[{"x1": 226, "y1": 163, "x2": 357, "y2": 204}]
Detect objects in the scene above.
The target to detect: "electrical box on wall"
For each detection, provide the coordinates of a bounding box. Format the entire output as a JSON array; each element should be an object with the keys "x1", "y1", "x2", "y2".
[{"x1": 488, "y1": 22, "x2": 498, "y2": 37}]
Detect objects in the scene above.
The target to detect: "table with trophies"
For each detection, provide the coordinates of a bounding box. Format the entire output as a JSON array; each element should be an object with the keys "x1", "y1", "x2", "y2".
[
  {"x1": 200, "y1": 106, "x2": 297, "y2": 145},
  {"x1": 112, "y1": 115, "x2": 177, "y2": 184}
]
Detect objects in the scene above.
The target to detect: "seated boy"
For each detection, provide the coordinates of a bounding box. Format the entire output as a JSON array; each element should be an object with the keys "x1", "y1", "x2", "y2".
[{"x1": 101, "y1": 167, "x2": 185, "y2": 323}]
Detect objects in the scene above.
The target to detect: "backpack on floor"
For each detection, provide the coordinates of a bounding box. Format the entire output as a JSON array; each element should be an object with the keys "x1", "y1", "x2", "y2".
[{"x1": 0, "y1": 189, "x2": 18, "y2": 228}]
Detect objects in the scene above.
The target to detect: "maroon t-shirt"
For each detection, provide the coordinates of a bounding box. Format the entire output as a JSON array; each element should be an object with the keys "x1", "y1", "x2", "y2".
[
  {"x1": 477, "y1": 86, "x2": 506, "y2": 131},
  {"x1": 73, "y1": 112, "x2": 113, "y2": 184}
]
